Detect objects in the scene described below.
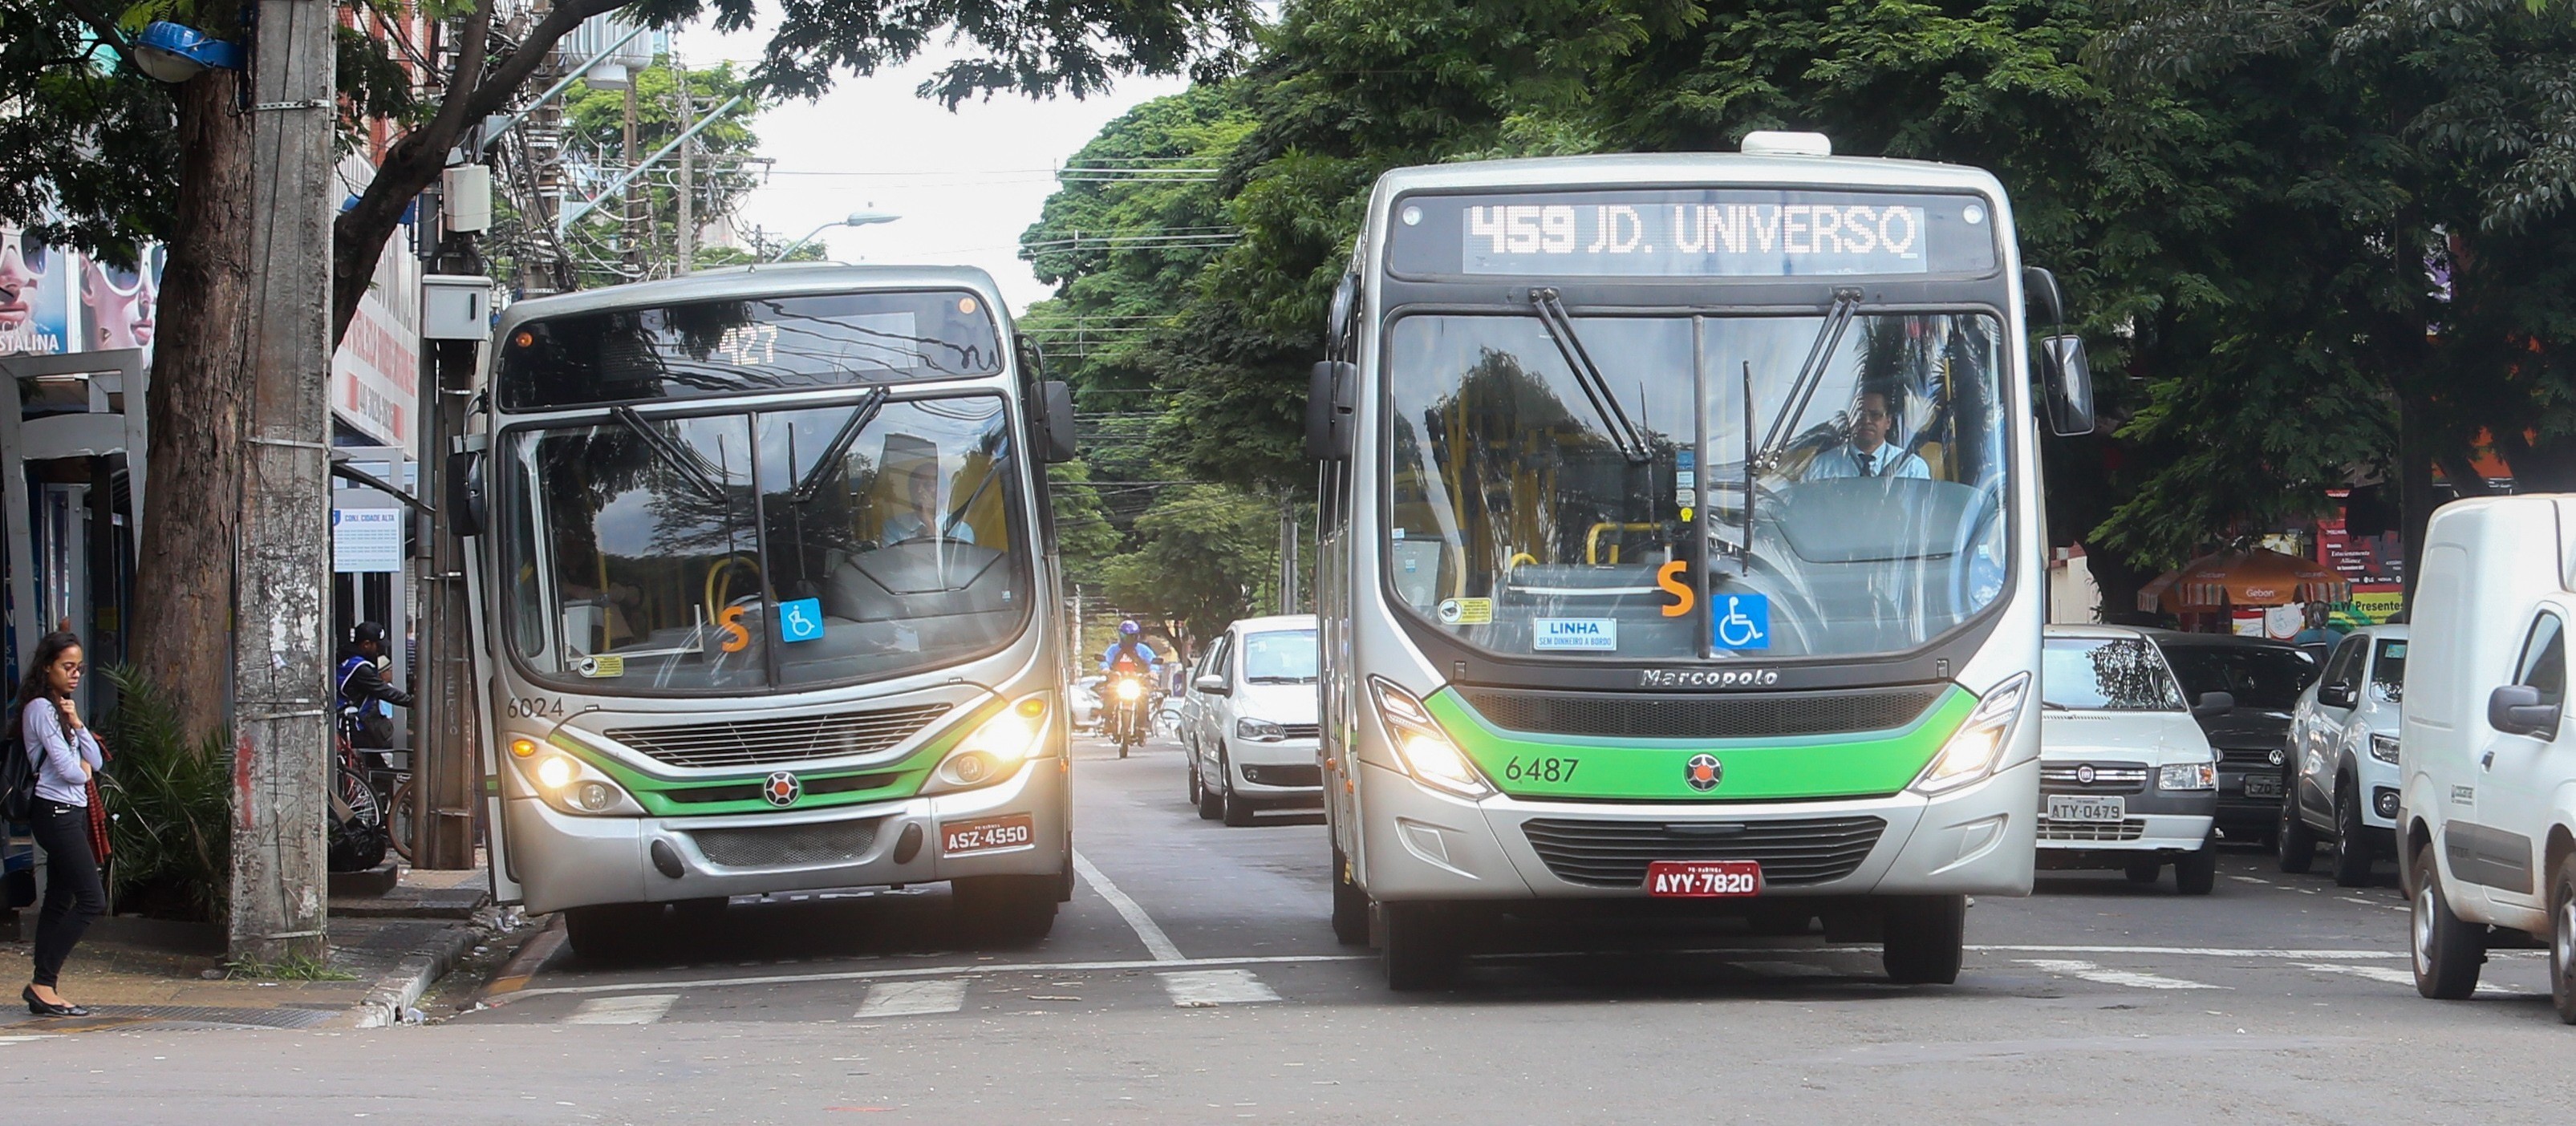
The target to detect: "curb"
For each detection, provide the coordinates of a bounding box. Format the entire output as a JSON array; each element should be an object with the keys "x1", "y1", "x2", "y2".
[{"x1": 347, "y1": 922, "x2": 484, "y2": 1029}]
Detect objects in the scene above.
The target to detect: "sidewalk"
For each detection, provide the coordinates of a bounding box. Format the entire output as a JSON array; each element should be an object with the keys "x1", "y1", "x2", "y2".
[{"x1": 0, "y1": 864, "x2": 509, "y2": 1033}]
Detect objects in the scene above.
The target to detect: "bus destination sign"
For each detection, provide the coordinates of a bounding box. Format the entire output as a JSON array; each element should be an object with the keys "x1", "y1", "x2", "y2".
[{"x1": 1387, "y1": 189, "x2": 1998, "y2": 279}]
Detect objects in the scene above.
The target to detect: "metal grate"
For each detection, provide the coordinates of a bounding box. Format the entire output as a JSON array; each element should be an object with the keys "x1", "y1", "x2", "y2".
[
  {"x1": 2039, "y1": 763, "x2": 2149, "y2": 795},
  {"x1": 608, "y1": 704, "x2": 951, "y2": 769},
  {"x1": 1280, "y1": 723, "x2": 1321, "y2": 741},
  {"x1": 687, "y1": 819, "x2": 882, "y2": 869},
  {"x1": 2037, "y1": 817, "x2": 2148, "y2": 842},
  {"x1": 1242, "y1": 764, "x2": 1322, "y2": 788},
  {"x1": 1460, "y1": 686, "x2": 1941, "y2": 739},
  {"x1": 1520, "y1": 815, "x2": 1885, "y2": 888}
]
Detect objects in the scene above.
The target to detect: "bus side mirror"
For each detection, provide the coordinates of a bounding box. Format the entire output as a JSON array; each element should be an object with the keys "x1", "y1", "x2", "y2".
[
  {"x1": 2038, "y1": 335, "x2": 2095, "y2": 437},
  {"x1": 2024, "y1": 265, "x2": 2065, "y2": 327},
  {"x1": 1041, "y1": 380, "x2": 1078, "y2": 463},
  {"x1": 445, "y1": 449, "x2": 486, "y2": 538},
  {"x1": 1307, "y1": 360, "x2": 1355, "y2": 461}
]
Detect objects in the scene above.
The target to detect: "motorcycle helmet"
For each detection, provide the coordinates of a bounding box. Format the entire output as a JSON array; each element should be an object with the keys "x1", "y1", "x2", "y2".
[{"x1": 1118, "y1": 619, "x2": 1141, "y2": 635}]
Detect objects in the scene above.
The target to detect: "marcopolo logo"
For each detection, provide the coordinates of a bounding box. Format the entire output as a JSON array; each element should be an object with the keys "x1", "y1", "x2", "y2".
[
  {"x1": 762, "y1": 771, "x2": 802, "y2": 808},
  {"x1": 1638, "y1": 668, "x2": 1781, "y2": 689},
  {"x1": 1684, "y1": 753, "x2": 1723, "y2": 792}
]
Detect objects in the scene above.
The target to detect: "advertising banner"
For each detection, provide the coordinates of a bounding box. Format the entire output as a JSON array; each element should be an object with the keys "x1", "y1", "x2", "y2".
[
  {"x1": 0, "y1": 224, "x2": 73, "y2": 358},
  {"x1": 2316, "y1": 499, "x2": 2406, "y2": 623}
]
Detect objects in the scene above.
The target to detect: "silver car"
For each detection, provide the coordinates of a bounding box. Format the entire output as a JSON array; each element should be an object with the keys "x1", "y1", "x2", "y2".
[{"x1": 2279, "y1": 624, "x2": 2406, "y2": 885}]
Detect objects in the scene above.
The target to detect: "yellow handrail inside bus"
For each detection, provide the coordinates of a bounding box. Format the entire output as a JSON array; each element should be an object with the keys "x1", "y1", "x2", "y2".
[{"x1": 1586, "y1": 522, "x2": 1661, "y2": 565}]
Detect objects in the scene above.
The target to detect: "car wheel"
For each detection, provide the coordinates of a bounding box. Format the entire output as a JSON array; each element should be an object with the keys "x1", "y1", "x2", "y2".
[
  {"x1": 1880, "y1": 895, "x2": 1966, "y2": 985},
  {"x1": 1381, "y1": 901, "x2": 1463, "y2": 990},
  {"x1": 1221, "y1": 758, "x2": 1258, "y2": 828},
  {"x1": 2277, "y1": 784, "x2": 2318, "y2": 873},
  {"x1": 1187, "y1": 757, "x2": 1203, "y2": 806},
  {"x1": 2124, "y1": 859, "x2": 2163, "y2": 885},
  {"x1": 1331, "y1": 841, "x2": 1370, "y2": 946},
  {"x1": 2331, "y1": 780, "x2": 2375, "y2": 888},
  {"x1": 2553, "y1": 855, "x2": 2576, "y2": 1025},
  {"x1": 1196, "y1": 753, "x2": 1224, "y2": 820},
  {"x1": 2173, "y1": 842, "x2": 2218, "y2": 896},
  {"x1": 2411, "y1": 841, "x2": 2485, "y2": 999}
]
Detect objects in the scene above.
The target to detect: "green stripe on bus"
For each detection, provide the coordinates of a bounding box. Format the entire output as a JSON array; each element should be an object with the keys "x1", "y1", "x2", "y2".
[
  {"x1": 1423, "y1": 687, "x2": 1973, "y2": 802},
  {"x1": 542, "y1": 695, "x2": 1010, "y2": 817}
]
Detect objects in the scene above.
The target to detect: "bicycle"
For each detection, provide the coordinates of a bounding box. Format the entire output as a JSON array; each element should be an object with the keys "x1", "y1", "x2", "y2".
[{"x1": 327, "y1": 711, "x2": 391, "y2": 873}]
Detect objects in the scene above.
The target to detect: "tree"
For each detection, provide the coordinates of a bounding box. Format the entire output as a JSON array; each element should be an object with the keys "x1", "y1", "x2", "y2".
[
  {"x1": 550, "y1": 57, "x2": 765, "y2": 286},
  {"x1": 1097, "y1": 484, "x2": 1281, "y2": 642},
  {"x1": 16, "y1": 0, "x2": 1254, "y2": 736}
]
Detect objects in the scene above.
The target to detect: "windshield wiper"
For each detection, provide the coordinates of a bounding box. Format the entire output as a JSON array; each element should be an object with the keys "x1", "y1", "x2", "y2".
[
  {"x1": 1528, "y1": 288, "x2": 1649, "y2": 464},
  {"x1": 610, "y1": 406, "x2": 728, "y2": 503},
  {"x1": 789, "y1": 387, "x2": 890, "y2": 502},
  {"x1": 1750, "y1": 287, "x2": 1864, "y2": 474}
]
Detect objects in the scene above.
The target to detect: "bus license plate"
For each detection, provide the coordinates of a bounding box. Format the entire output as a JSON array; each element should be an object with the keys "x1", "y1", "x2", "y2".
[
  {"x1": 1645, "y1": 860, "x2": 1763, "y2": 897},
  {"x1": 2046, "y1": 794, "x2": 2126, "y2": 823},
  {"x1": 942, "y1": 814, "x2": 1036, "y2": 856},
  {"x1": 2242, "y1": 772, "x2": 2283, "y2": 799}
]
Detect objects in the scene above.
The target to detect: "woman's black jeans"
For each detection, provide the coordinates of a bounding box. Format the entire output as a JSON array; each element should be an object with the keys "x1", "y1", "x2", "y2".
[{"x1": 29, "y1": 804, "x2": 104, "y2": 990}]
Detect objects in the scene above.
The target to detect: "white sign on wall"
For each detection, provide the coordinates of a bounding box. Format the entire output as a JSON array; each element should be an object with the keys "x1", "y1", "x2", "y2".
[{"x1": 333, "y1": 508, "x2": 405, "y2": 573}]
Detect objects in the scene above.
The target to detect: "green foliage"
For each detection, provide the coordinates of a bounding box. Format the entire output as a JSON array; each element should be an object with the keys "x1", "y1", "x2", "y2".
[
  {"x1": 1097, "y1": 485, "x2": 1286, "y2": 640},
  {"x1": 98, "y1": 666, "x2": 233, "y2": 924},
  {"x1": 223, "y1": 953, "x2": 359, "y2": 982},
  {"x1": 0, "y1": 2, "x2": 177, "y2": 257}
]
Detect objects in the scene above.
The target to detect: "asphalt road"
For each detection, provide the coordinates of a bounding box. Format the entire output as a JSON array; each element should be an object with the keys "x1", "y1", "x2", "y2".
[{"x1": 8, "y1": 735, "x2": 2573, "y2": 1124}]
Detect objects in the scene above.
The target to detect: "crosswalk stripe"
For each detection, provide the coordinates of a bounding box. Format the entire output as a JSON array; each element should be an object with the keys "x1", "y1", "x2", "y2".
[
  {"x1": 2297, "y1": 962, "x2": 2528, "y2": 996},
  {"x1": 565, "y1": 993, "x2": 680, "y2": 1025},
  {"x1": 1158, "y1": 969, "x2": 1280, "y2": 1007},
  {"x1": 2018, "y1": 959, "x2": 2225, "y2": 990},
  {"x1": 854, "y1": 979, "x2": 968, "y2": 1019}
]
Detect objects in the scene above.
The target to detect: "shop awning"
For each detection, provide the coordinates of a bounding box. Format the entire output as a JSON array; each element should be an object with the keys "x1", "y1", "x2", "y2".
[{"x1": 2137, "y1": 548, "x2": 2351, "y2": 613}]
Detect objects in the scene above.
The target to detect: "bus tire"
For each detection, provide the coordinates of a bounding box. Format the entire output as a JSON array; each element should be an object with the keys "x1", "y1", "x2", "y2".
[
  {"x1": 1330, "y1": 844, "x2": 1369, "y2": 946},
  {"x1": 953, "y1": 874, "x2": 1058, "y2": 943},
  {"x1": 1880, "y1": 895, "x2": 1965, "y2": 985},
  {"x1": 1381, "y1": 902, "x2": 1463, "y2": 991},
  {"x1": 564, "y1": 904, "x2": 657, "y2": 963},
  {"x1": 2174, "y1": 843, "x2": 2218, "y2": 896},
  {"x1": 2331, "y1": 780, "x2": 2375, "y2": 888},
  {"x1": 2412, "y1": 842, "x2": 2485, "y2": 999}
]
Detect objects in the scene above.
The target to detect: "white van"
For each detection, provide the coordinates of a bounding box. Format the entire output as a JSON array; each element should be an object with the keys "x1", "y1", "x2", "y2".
[
  {"x1": 2038, "y1": 626, "x2": 2225, "y2": 893},
  {"x1": 2400, "y1": 495, "x2": 2576, "y2": 1022}
]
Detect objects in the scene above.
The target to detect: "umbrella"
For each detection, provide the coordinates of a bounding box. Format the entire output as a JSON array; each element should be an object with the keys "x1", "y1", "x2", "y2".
[{"x1": 2136, "y1": 548, "x2": 2351, "y2": 614}]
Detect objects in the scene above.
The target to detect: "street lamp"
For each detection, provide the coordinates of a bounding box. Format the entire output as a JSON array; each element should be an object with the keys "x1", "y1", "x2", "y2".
[{"x1": 771, "y1": 210, "x2": 900, "y2": 262}]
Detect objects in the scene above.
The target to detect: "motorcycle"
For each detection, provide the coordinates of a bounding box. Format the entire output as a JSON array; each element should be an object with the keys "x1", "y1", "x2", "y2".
[{"x1": 1107, "y1": 672, "x2": 1150, "y2": 759}]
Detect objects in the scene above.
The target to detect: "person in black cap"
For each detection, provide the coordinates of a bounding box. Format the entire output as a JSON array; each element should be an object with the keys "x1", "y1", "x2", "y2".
[{"x1": 337, "y1": 622, "x2": 413, "y2": 750}]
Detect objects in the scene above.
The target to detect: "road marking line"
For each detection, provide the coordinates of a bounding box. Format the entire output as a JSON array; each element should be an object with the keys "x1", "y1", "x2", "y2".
[
  {"x1": 2018, "y1": 959, "x2": 2226, "y2": 990},
  {"x1": 854, "y1": 979, "x2": 968, "y2": 1019},
  {"x1": 483, "y1": 915, "x2": 570, "y2": 998},
  {"x1": 2297, "y1": 962, "x2": 2530, "y2": 996},
  {"x1": 0, "y1": 1035, "x2": 58, "y2": 1044},
  {"x1": 2339, "y1": 897, "x2": 2382, "y2": 907},
  {"x1": 2228, "y1": 876, "x2": 2270, "y2": 885},
  {"x1": 564, "y1": 993, "x2": 680, "y2": 1025},
  {"x1": 1971, "y1": 945, "x2": 2400, "y2": 960},
  {"x1": 1159, "y1": 969, "x2": 1280, "y2": 1007},
  {"x1": 502, "y1": 953, "x2": 1370, "y2": 1001},
  {"x1": 1073, "y1": 849, "x2": 1185, "y2": 962}
]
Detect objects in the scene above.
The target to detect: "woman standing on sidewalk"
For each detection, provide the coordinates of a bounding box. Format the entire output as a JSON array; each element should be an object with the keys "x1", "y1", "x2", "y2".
[{"x1": 10, "y1": 630, "x2": 105, "y2": 1017}]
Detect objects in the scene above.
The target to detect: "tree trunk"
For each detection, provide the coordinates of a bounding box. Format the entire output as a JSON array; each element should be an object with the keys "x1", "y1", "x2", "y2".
[
  {"x1": 132, "y1": 72, "x2": 256, "y2": 739},
  {"x1": 2398, "y1": 391, "x2": 2437, "y2": 615}
]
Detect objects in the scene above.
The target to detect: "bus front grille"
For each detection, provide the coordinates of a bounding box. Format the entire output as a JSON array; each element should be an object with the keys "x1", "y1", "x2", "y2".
[
  {"x1": 1519, "y1": 816, "x2": 1885, "y2": 888},
  {"x1": 687, "y1": 819, "x2": 882, "y2": 869},
  {"x1": 608, "y1": 704, "x2": 953, "y2": 769},
  {"x1": 1459, "y1": 687, "x2": 1942, "y2": 739}
]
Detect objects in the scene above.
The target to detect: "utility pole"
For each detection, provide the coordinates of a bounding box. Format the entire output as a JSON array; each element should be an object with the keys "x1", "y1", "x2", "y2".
[
  {"x1": 621, "y1": 79, "x2": 641, "y2": 275},
  {"x1": 672, "y1": 60, "x2": 695, "y2": 273},
  {"x1": 229, "y1": 0, "x2": 337, "y2": 965},
  {"x1": 412, "y1": 192, "x2": 482, "y2": 869},
  {"x1": 1279, "y1": 502, "x2": 1299, "y2": 614}
]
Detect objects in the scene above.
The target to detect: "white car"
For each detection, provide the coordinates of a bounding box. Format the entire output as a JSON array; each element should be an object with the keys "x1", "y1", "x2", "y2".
[
  {"x1": 1187, "y1": 614, "x2": 1321, "y2": 827},
  {"x1": 2280, "y1": 624, "x2": 2406, "y2": 885},
  {"x1": 2038, "y1": 625, "x2": 2225, "y2": 894},
  {"x1": 1069, "y1": 675, "x2": 1105, "y2": 732},
  {"x1": 2397, "y1": 495, "x2": 2576, "y2": 1020}
]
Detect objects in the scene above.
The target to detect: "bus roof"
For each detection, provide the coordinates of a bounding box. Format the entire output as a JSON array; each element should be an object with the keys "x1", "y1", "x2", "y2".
[
  {"x1": 1369, "y1": 152, "x2": 2009, "y2": 201},
  {"x1": 492, "y1": 263, "x2": 1009, "y2": 336}
]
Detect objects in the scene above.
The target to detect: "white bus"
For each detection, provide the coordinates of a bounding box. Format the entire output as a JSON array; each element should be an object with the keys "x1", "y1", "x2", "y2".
[
  {"x1": 1306, "y1": 136, "x2": 2096, "y2": 988},
  {"x1": 449, "y1": 265, "x2": 1081, "y2": 958}
]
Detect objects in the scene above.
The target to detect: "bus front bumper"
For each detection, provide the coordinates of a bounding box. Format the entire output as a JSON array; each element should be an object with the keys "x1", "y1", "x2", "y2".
[
  {"x1": 1354, "y1": 755, "x2": 2038, "y2": 902},
  {"x1": 505, "y1": 756, "x2": 1069, "y2": 916}
]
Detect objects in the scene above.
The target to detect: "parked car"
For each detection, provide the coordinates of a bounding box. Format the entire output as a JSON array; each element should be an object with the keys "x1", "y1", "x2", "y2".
[
  {"x1": 2397, "y1": 494, "x2": 2576, "y2": 1020},
  {"x1": 1186, "y1": 614, "x2": 1321, "y2": 827},
  {"x1": 2038, "y1": 625, "x2": 2225, "y2": 893},
  {"x1": 2144, "y1": 630, "x2": 2322, "y2": 844},
  {"x1": 2279, "y1": 625, "x2": 2407, "y2": 885},
  {"x1": 1070, "y1": 675, "x2": 1105, "y2": 733}
]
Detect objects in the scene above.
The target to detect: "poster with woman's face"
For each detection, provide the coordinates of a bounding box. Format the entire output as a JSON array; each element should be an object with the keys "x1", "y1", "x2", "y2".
[
  {"x1": 80, "y1": 242, "x2": 161, "y2": 354},
  {"x1": 0, "y1": 223, "x2": 70, "y2": 357}
]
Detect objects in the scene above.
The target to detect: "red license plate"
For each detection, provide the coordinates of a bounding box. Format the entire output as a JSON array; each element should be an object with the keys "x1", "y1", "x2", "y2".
[
  {"x1": 941, "y1": 813, "x2": 1036, "y2": 857},
  {"x1": 1645, "y1": 860, "x2": 1763, "y2": 897}
]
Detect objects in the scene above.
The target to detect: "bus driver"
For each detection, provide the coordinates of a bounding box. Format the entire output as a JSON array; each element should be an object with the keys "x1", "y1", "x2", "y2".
[
  {"x1": 1803, "y1": 383, "x2": 1929, "y2": 480},
  {"x1": 882, "y1": 460, "x2": 976, "y2": 545}
]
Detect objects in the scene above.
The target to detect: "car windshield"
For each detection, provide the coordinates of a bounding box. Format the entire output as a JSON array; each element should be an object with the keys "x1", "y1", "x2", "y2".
[
  {"x1": 500, "y1": 394, "x2": 1028, "y2": 694},
  {"x1": 2043, "y1": 636, "x2": 2185, "y2": 711},
  {"x1": 2371, "y1": 639, "x2": 2407, "y2": 702},
  {"x1": 1240, "y1": 630, "x2": 1318, "y2": 682},
  {"x1": 2159, "y1": 644, "x2": 2317, "y2": 711},
  {"x1": 1384, "y1": 310, "x2": 2010, "y2": 661}
]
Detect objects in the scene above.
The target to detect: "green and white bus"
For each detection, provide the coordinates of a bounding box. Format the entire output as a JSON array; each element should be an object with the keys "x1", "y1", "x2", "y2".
[
  {"x1": 449, "y1": 265, "x2": 1081, "y2": 959},
  {"x1": 1306, "y1": 136, "x2": 2095, "y2": 988}
]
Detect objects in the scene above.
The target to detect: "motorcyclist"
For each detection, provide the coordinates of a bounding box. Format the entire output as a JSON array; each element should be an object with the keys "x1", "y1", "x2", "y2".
[
  {"x1": 1098, "y1": 621, "x2": 1160, "y2": 748},
  {"x1": 336, "y1": 622, "x2": 412, "y2": 755}
]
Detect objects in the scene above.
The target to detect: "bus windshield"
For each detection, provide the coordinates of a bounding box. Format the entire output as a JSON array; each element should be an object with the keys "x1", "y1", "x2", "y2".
[
  {"x1": 1385, "y1": 310, "x2": 2010, "y2": 661},
  {"x1": 500, "y1": 394, "x2": 1028, "y2": 694}
]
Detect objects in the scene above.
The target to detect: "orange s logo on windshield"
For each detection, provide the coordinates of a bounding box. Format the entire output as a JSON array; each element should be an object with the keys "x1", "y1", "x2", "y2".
[
  {"x1": 1658, "y1": 561, "x2": 1694, "y2": 618},
  {"x1": 717, "y1": 606, "x2": 751, "y2": 653}
]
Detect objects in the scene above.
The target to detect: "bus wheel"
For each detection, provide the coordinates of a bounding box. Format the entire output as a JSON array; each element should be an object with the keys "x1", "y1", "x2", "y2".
[
  {"x1": 954, "y1": 875, "x2": 1059, "y2": 943},
  {"x1": 1382, "y1": 902, "x2": 1463, "y2": 990},
  {"x1": 564, "y1": 904, "x2": 658, "y2": 963},
  {"x1": 2412, "y1": 842, "x2": 2484, "y2": 999},
  {"x1": 1880, "y1": 895, "x2": 1965, "y2": 985},
  {"x1": 1330, "y1": 844, "x2": 1369, "y2": 946}
]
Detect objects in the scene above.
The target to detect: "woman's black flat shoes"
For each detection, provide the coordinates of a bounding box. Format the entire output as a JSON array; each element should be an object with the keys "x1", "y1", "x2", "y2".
[{"x1": 22, "y1": 986, "x2": 87, "y2": 1017}]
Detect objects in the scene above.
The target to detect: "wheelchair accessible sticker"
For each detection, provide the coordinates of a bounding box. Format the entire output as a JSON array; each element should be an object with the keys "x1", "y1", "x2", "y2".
[
  {"x1": 1534, "y1": 618, "x2": 1617, "y2": 651},
  {"x1": 778, "y1": 597, "x2": 826, "y2": 643},
  {"x1": 1712, "y1": 594, "x2": 1771, "y2": 650}
]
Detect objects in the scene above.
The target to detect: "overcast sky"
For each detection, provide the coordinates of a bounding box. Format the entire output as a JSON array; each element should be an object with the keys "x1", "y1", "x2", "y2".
[{"x1": 673, "y1": 14, "x2": 1191, "y2": 310}]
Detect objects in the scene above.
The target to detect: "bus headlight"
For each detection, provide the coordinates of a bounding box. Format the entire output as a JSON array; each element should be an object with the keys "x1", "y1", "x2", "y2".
[
  {"x1": 1912, "y1": 672, "x2": 2030, "y2": 796},
  {"x1": 2157, "y1": 762, "x2": 2217, "y2": 791},
  {"x1": 927, "y1": 694, "x2": 1053, "y2": 794},
  {"x1": 1369, "y1": 678, "x2": 1492, "y2": 799},
  {"x1": 514, "y1": 746, "x2": 643, "y2": 816}
]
